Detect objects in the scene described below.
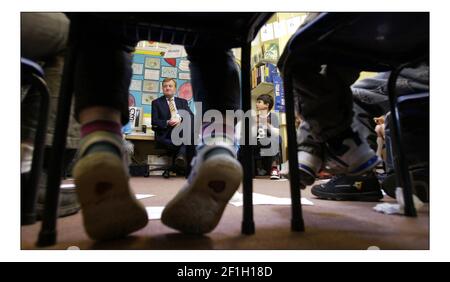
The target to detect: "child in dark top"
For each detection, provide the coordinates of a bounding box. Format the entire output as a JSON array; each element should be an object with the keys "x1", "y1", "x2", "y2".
[{"x1": 255, "y1": 94, "x2": 281, "y2": 180}]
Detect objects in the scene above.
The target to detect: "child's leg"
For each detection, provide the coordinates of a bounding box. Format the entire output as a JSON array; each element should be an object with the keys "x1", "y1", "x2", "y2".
[
  {"x1": 290, "y1": 63, "x2": 379, "y2": 175},
  {"x1": 161, "y1": 45, "x2": 243, "y2": 234},
  {"x1": 269, "y1": 154, "x2": 281, "y2": 180},
  {"x1": 296, "y1": 121, "x2": 324, "y2": 185},
  {"x1": 71, "y1": 20, "x2": 147, "y2": 241}
]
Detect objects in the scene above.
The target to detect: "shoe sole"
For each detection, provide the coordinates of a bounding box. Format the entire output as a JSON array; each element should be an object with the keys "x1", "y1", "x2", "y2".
[
  {"x1": 298, "y1": 167, "x2": 316, "y2": 186},
  {"x1": 311, "y1": 189, "x2": 383, "y2": 202},
  {"x1": 161, "y1": 154, "x2": 242, "y2": 234},
  {"x1": 73, "y1": 152, "x2": 148, "y2": 241},
  {"x1": 36, "y1": 202, "x2": 80, "y2": 219},
  {"x1": 36, "y1": 183, "x2": 81, "y2": 219},
  {"x1": 282, "y1": 165, "x2": 315, "y2": 185}
]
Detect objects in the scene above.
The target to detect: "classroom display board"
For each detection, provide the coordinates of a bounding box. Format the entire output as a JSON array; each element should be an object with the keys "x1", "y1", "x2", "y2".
[{"x1": 129, "y1": 49, "x2": 195, "y2": 127}]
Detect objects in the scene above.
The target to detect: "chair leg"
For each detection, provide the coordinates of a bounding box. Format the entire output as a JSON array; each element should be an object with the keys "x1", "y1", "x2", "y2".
[
  {"x1": 185, "y1": 144, "x2": 195, "y2": 178},
  {"x1": 21, "y1": 74, "x2": 50, "y2": 225},
  {"x1": 37, "y1": 41, "x2": 77, "y2": 247},
  {"x1": 241, "y1": 42, "x2": 255, "y2": 235},
  {"x1": 283, "y1": 73, "x2": 305, "y2": 232},
  {"x1": 387, "y1": 65, "x2": 417, "y2": 217}
]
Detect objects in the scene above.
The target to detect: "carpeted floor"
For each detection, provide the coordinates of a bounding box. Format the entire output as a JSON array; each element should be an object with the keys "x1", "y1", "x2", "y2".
[{"x1": 21, "y1": 176, "x2": 429, "y2": 250}]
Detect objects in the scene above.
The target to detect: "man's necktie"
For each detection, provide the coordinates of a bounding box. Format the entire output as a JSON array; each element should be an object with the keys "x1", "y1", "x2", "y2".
[{"x1": 168, "y1": 97, "x2": 177, "y2": 118}]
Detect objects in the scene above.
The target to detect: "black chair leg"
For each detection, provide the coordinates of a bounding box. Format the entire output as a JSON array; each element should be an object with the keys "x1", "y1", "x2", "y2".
[
  {"x1": 283, "y1": 73, "x2": 305, "y2": 232},
  {"x1": 241, "y1": 42, "x2": 255, "y2": 235},
  {"x1": 185, "y1": 144, "x2": 195, "y2": 178},
  {"x1": 37, "y1": 40, "x2": 77, "y2": 247},
  {"x1": 21, "y1": 74, "x2": 50, "y2": 225},
  {"x1": 387, "y1": 64, "x2": 417, "y2": 217}
]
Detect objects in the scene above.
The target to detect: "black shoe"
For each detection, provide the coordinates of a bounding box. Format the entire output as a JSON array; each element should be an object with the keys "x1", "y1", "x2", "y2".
[
  {"x1": 311, "y1": 172, "x2": 383, "y2": 201},
  {"x1": 174, "y1": 155, "x2": 187, "y2": 170},
  {"x1": 162, "y1": 169, "x2": 170, "y2": 178}
]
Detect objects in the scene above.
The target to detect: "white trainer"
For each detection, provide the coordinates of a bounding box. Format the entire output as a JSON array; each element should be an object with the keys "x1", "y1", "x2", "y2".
[
  {"x1": 325, "y1": 131, "x2": 381, "y2": 176},
  {"x1": 161, "y1": 143, "x2": 242, "y2": 234}
]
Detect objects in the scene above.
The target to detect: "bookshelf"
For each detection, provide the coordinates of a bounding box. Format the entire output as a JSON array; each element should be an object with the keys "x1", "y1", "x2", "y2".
[{"x1": 251, "y1": 82, "x2": 274, "y2": 97}]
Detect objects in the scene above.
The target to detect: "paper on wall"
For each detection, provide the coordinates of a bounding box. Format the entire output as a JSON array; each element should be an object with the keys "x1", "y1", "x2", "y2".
[
  {"x1": 142, "y1": 93, "x2": 158, "y2": 105},
  {"x1": 130, "y1": 79, "x2": 142, "y2": 91},
  {"x1": 145, "y1": 57, "x2": 161, "y2": 69},
  {"x1": 143, "y1": 80, "x2": 159, "y2": 92},
  {"x1": 161, "y1": 66, "x2": 177, "y2": 78},
  {"x1": 178, "y1": 72, "x2": 191, "y2": 80},
  {"x1": 132, "y1": 63, "x2": 144, "y2": 75},
  {"x1": 260, "y1": 23, "x2": 275, "y2": 42},
  {"x1": 273, "y1": 20, "x2": 287, "y2": 38},
  {"x1": 164, "y1": 45, "x2": 187, "y2": 58},
  {"x1": 286, "y1": 16, "x2": 302, "y2": 34},
  {"x1": 178, "y1": 59, "x2": 190, "y2": 72},
  {"x1": 144, "y1": 69, "x2": 160, "y2": 80}
]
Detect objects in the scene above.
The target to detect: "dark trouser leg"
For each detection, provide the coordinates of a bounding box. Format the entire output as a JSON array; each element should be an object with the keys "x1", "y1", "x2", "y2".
[
  {"x1": 185, "y1": 46, "x2": 240, "y2": 115},
  {"x1": 71, "y1": 16, "x2": 139, "y2": 126},
  {"x1": 291, "y1": 63, "x2": 360, "y2": 142}
]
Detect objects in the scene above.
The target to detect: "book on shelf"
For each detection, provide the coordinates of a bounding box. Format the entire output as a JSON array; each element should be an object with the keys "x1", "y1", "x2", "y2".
[
  {"x1": 273, "y1": 75, "x2": 285, "y2": 113},
  {"x1": 251, "y1": 62, "x2": 279, "y2": 89}
]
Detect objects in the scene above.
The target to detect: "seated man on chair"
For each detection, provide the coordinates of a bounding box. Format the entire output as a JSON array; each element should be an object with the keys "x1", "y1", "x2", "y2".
[{"x1": 151, "y1": 77, "x2": 194, "y2": 173}]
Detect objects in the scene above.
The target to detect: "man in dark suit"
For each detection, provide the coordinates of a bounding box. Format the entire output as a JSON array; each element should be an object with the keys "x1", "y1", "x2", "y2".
[{"x1": 151, "y1": 78, "x2": 194, "y2": 172}]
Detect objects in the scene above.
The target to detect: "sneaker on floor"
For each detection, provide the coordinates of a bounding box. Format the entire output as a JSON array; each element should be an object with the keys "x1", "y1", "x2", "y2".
[
  {"x1": 297, "y1": 151, "x2": 322, "y2": 186},
  {"x1": 73, "y1": 132, "x2": 148, "y2": 241},
  {"x1": 311, "y1": 172, "x2": 383, "y2": 201},
  {"x1": 279, "y1": 151, "x2": 321, "y2": 185},
  {"x1": 161, "y1": 144, "x2": 242, "y2": 234},
  {"x1": 325, "y1": 130, "x2": 381, "y2": 176},
  {"x1": 270, "y1": 167, "x2": 280, "y2": 180},
  {"x1": 35, "y1": 172, "x2": 81, "y2": 219}
]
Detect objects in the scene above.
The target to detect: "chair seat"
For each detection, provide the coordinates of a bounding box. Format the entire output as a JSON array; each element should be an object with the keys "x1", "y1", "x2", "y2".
[
  {"x1": 68, "y1": 12, "x2": 273, "y2": 48},
  {"x1": 285, "y1": 12, "x2": 429, "y2": 71}
]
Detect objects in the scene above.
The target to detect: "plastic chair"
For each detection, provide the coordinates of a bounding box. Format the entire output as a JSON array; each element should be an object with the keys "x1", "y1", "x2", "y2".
[
  {"x1": 279, "y1": 12, "x2": 429, "y2": 227},
  {"x1": 37, "y1": 12, "x2": 273, "y2": 246},
  {"x1": 20, "y1": 58, "x2": 50, "y2": 225}
]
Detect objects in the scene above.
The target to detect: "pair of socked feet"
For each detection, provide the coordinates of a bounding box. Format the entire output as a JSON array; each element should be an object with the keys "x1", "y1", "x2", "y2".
[
  {"x1": 73, "y1": 126, "x2": 242, "y2": 240},
  {"x1": 73, "y1": 123, "x2": 380, "y2": 241}
]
